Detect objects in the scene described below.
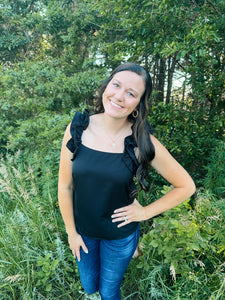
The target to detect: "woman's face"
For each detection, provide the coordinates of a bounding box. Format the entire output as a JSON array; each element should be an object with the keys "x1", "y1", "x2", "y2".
[{"x1": 102, "y1": 71, "x2": 145, "y2": 120}]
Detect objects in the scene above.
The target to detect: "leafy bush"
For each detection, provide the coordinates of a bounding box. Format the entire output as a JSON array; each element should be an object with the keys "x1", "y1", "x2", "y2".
[
  {"x1": 149, "y1": 102, "x2": 224, "y2": 185},
  {"x1": 124, "y1": 186, "x2": 225, "y2": 299},
  {"x1": 203, "y1": 140, "x2": 225, "y2": 198},
  {"x1": 0, "y1": 60, "x2": 106, "y2": 155}
]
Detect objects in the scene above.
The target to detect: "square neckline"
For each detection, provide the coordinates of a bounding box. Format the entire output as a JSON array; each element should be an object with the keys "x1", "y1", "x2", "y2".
[{"x1": 80, "y1": 143, "x2": 124, "y2": 155}]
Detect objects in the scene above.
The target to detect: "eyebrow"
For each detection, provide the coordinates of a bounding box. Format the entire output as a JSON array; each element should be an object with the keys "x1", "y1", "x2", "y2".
[{"x1": 113, "y1": 79, "x2": 139, "y2": 96}]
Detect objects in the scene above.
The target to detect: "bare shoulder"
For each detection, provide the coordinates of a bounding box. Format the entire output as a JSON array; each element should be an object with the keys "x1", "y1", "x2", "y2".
[
  {"x1": 150, "y1": 133, "x2": 178, "y2": 167},
  {"x1": 63, "y1": 122, "x2": 72, "y2": 143},
  {"x1": 60, "y1": 122, "x2": 73, "y2": 158},
  {"x1": 59, "y1": 123, "x2": 73, "y2": 186},
  {"x1": 150, "y1": 134, "x2": 171, "y2": 159}
]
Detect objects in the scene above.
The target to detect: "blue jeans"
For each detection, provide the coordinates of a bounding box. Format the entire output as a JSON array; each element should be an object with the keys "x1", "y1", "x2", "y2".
[{"x1": 76, "y1": 226, "x2": 139, "y2": 300}]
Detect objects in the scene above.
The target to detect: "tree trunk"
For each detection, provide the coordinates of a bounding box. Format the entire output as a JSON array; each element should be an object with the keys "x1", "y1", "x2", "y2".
[
  {"x1": 182, "y1": 79, "x2": 186, "y2": 103},
  {"x1": 152, "y1": 56, "x2": 159, "y2": 89},
  {"x1": 166, "y1": 55, "x2": 177, "y2": 104},
  {"x1": 157, "y1": 57, "x2": 166, "y2": 102}
]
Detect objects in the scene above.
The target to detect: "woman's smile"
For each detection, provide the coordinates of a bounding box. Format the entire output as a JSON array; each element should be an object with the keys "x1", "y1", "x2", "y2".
[{"x1": 110, "y1": 99, "x2": 123, "y2": 109}]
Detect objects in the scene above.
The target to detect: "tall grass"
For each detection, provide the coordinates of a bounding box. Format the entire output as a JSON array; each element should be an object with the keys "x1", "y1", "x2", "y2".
[{"x1": 0, "y1": 154, "x2": 81, "y2": 299}]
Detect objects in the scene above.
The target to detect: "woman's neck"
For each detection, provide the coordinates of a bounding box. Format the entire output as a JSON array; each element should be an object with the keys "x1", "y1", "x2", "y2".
[{"x1": 100, "y1": 113, "x2": 131, "y2": 135}]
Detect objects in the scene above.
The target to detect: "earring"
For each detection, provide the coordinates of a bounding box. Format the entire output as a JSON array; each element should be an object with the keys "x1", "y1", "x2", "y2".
[{"x1": 132, "y1": 110, "x2": 139, "y2": 118}]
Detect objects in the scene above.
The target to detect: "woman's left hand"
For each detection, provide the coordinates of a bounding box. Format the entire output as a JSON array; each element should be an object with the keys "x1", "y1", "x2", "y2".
[{"x1": 111, "y1": 199, "x2": 147, "y2": 228}]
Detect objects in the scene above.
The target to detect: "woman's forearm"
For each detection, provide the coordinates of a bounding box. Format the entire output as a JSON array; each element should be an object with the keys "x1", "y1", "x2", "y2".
[
  {"x1": 58, "y1": 187, "x2": 78, "y2": 236},
  {"x1": 144, "y1": 183, "x2": 196, "y2": 220}
]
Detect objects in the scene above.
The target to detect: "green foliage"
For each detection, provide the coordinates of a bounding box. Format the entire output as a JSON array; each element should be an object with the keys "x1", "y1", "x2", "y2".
[
  {"x1": 1, "y1": 0, "x2": 224, "y2": 112},
  {"x1": 203, "y1": 140, "x2": 225, "y2": 198},
  {"x1": 0, "y1": 59, "x2": 104, "y2": 116},
  {"x1": 133, "y1": 187, "x2": 225, "y2": 299},
  {"x1": 149, "y1": 102, "x2": 225, "y2": 184},
  {"x1": 0, "y1": 154, "x2": 82, "y2": 299},
  {"x1": 0, "y1": 0, "x2": 44, "y2": 62},
  {"x1": 160, "y1": 0, "x2": 225, "y2": 110},
  {"x1": 36, "y1": 254, "x2": 60, "y2": 292},
  {"x1": 0, "y1": 59, "x2": 106, "y2": 155}
]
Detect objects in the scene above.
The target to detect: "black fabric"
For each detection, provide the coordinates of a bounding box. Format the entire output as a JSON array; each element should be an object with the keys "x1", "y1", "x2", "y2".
[{"x1": 66, "y1": 110, "x2": 139, "y2": 240}]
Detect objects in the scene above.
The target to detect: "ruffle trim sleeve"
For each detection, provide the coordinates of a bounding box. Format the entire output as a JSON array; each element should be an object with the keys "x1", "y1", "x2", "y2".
[
  {"x1": 123, "y1": 120, "x2": 153, "y2": 175},
  {"x1": 66, "y1": 110, "x2": 89, "y2": 160},
  {"x1": 122, "y1": 134, "x2": 139, "y2": 175}
]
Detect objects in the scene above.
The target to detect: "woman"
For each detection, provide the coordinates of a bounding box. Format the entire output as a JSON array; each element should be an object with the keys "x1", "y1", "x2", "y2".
[{"x1": 58, "y1": 62, "x2": 196, "y2": 299}]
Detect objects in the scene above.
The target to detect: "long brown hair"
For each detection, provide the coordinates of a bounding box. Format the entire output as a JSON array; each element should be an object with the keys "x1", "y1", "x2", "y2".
[{"x1": 94, "y1": 62, "x2": 155, "y2": 191}]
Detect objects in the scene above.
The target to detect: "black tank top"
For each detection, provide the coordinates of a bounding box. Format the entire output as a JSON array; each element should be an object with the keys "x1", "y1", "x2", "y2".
[{"x1": 66, "y1": 110, "x2": 139, "y2": 240}]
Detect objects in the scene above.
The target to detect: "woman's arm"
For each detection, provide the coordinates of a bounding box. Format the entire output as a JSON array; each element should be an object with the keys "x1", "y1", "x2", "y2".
[
  {"x1": 58, "y1": 124, "x2": 76, "y2": 235},
  {"x1": 111, "y1": 135, "x2": 196, "y2": 227},
  {"x1": 58, "y1": 124, "x2": 88, "y2": 260},
  {"x1": 142, "y1": 134, "x2": 196, "y2": 219}
]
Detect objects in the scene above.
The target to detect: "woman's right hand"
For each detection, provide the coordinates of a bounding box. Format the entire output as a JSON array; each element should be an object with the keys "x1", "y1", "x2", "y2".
[{"x1": 68, "y1": 233, "x2": 88, "y2": 262}]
